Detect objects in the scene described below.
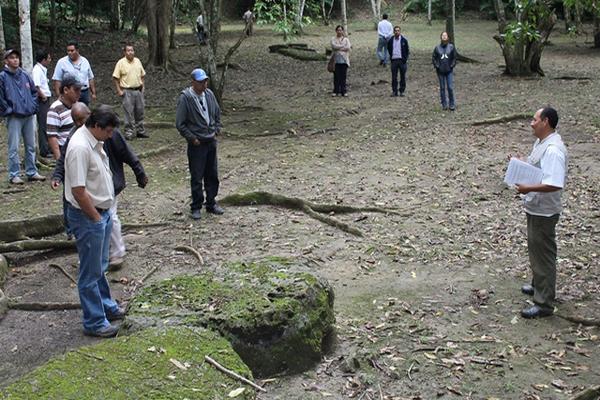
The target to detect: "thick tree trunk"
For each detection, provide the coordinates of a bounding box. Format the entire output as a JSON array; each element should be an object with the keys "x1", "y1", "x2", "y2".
[
  {"x1": 146, "y1": 0, "x2": 172, "y2": 68},
  {"x1": 340, "y1": 0, "x2": 347, "y2": 34},
  {"x1": 18, "y1": 0, "x2": 33, "y2": 73},
  {"x1": 110, "y1": 0, "x2": 121, "y2": 31},
  {"x1": 294, "y1": 0, "x2": 306, "y2": 33},
  {"x1": 427, "y1": 0, "x2": 432, "y2": 25},
  {"x1": 445, "y1": 0, "x2": 456, "y2": 44},
  {"x1": 30, "y1": 0, "x2": 39, "y2": 37},
  {"x1": 0, "y1": 6, "x2": 5, "y2": 52}
]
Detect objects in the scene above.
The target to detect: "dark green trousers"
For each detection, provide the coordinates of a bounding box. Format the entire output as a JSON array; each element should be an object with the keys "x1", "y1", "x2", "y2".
[{"x1": 527, "y1": 213, "x2": 560, "y2": 311}]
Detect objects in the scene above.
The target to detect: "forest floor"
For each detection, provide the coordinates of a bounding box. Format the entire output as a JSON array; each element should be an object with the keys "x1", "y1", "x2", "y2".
[{"x1": 0, "y1": 17, "x2": 599, "y2": 400}]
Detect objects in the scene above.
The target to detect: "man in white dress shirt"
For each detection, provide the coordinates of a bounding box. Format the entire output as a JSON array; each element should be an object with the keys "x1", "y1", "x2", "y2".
[{"x1": 376, "y1": 14, "x2": 393, "y2": 66}]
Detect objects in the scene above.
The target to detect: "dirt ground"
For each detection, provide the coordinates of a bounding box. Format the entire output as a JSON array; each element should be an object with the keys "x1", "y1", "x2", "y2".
[{"x1": 1, "y1": 17, "x2": 599, "y2": 399}]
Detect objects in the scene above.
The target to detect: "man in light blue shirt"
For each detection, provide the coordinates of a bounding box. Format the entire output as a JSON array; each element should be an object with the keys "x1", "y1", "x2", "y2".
[{"x1": 52, "y1": 40, "x2": 96, "y2": 105}]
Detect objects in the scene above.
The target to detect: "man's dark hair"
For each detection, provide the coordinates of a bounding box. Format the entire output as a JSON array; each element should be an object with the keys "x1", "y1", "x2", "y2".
[
  {"x1": 35, "y1": 49, "x2": 50, "y2": 63},
  {"x1": 540, "y1": 107, "x2": 559, "y2": 129},
  {"x1": 394, "y1": 25, "x2": 401, "y2": 31},
  {"x1": 66, "y1": 39, "x2": 79, "y2": 49},
  {"x1": 382, "y1": 13, "x2": 388, "y2": 19},
  {"x1": 60, "y1": 74, "x2": 81, "y2": 94},
  {"x1": 86, "y1": 105, "x2": 120, "y2": 129},
  {"x1": 123, "y1": 43, "x2": 134, "y2": 52}
]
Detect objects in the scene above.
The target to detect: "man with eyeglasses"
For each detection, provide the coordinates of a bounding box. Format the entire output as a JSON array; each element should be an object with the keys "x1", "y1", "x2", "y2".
[{"x1": 52, "y1": 40, "x2": 96, "y2": 105}]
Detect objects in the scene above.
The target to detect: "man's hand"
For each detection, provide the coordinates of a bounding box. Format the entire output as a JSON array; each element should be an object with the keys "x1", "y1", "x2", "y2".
[
  {"x1": 117, "y1": 90, "x2": 124, "y2": 97},
  {"x1": 515, "y1": 184, "x2": 531, "y2": 194},
  {"x1": 91, "y1": 93, "x2": 97, "y2": 101},
  {"x1": 192, "y1": 138, "x2": 201, "y2": 146},
  {"x1": 138, "y1": 175, "x2": 149, "y2": 188},
  {"x1": 51, "y1": 179, "x2": 61, "y2": 190}
]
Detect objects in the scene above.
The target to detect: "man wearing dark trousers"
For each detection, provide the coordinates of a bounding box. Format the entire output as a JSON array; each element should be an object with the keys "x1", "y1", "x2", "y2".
[
  {"x1": 176, "y1": 68, "x2": 223, "y2": 220},
  {"x1": 514, "y1": 107, "x2": 568, "y2": 319},
  {"x1": 387, "y1": 26, "x2": 410, "y2": 97},
  {"x1": 32, "y1": 50, "x2": 52, "y2": 158}
]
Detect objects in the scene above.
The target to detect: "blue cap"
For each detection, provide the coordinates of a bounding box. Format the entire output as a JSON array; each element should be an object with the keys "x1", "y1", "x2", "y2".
[{"x1": 191, "y1": 68, "x2": 208, "y2": 81}]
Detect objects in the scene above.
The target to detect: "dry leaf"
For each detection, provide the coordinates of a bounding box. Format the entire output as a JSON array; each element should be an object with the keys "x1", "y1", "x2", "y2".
[{"x1": 228, "y1": 387, "x2": 245, "y2": 397}]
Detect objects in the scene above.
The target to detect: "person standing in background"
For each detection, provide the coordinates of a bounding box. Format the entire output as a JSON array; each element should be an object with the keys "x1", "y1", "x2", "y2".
[
  {"x1": 376, "y1": 14, "x2": 393, "y2": 66},
  {"x1": 32, "y1": 50, "x2": 53, "y2": 158}
]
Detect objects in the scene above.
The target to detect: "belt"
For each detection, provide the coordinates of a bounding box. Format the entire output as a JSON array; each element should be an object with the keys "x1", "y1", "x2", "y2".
[
  {"x1": 81, "y1": 87, "x2": 89, "y2": 91},
  {"x1": 124, "y1": 87, "x2": 142, "y2": 91},
  {"x1": 95, "y1": 207, "x2": 108, "y2": 214}
]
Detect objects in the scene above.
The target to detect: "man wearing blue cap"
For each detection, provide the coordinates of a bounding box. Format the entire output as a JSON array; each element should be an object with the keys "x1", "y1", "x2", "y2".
[{"x1": 176, "y1": 68, "x2": 223, "y2": 220}]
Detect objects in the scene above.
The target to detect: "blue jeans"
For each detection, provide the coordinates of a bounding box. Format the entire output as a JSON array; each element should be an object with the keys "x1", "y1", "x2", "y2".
[
  {"x1": 79, "y1": 89, "x2": 90, "y2": 105},
  {"x1": 437, "y1": 71, "x2": 455, "y2": 109},
  {"x1": 377, "y1": 36, "x2": 389, "y2": 64},
  {"x1": 6, "y1": 115, "x2": 37, "y2": 180},
  {"x1": 67, "y1": 205, "x2": 118, "y2": 331}
]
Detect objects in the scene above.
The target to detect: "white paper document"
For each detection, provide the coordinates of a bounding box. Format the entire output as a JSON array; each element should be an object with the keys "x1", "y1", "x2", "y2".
[{"x1": 504, "y1": 158, "x2": 543, "y2": 186}]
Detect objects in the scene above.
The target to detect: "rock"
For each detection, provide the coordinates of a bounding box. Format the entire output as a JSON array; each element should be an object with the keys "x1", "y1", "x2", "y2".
[
  {"x1": 0, "y1": 288, "x2": 8, "y2": 320},
  {"x1": 0, "y1": 254, "x2": 8, "y2": 287},
  {"x1": 124, "y1": 258, "x2": 336, "y2": 377},
  {"x1": 1, "y1": 327, "x2": 255, "y2": 399}
]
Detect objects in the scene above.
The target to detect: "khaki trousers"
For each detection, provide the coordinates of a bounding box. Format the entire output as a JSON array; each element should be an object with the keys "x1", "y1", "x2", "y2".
[
  {"x1": 527, "y1": 213, "x2": 560, "y2": 310},
  {"x1": 122, "y1": 89, "x2": 146, "y2": 137}
]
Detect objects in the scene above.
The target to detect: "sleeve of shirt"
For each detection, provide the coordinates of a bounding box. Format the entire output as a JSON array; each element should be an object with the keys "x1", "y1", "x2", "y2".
[
  {"x1": 541, "y1": 146, "x2": 566, "y2": 188},
  {"x1": 140, "y1": 61, "x2": 146, "y2": 77},
  {"x1": 51, "y1": 61, "x2": 63, "y2": 81},
  {"x1": 32, "y1": 67, "x2": 42, "y2": 87},
  {"x1": 65, "y1": 144, "x2": 89, "y2": 188},
  {"x1": 46, "y1": 108, "x2": 60, "y2": 137},
  {"x1": 86, "y1": 59, "x2": 95, "y2": 80},
  {"x1": 111, "y1": 60, "x2": 121, "y2": 79}
]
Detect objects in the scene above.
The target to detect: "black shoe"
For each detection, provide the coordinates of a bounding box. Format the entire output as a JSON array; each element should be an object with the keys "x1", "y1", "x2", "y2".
[
  {"x1": 206, "y1": 205, "x2": 224, "y2": 215},
  {"x1": 521, "y1": 305, "x2": 553, "y2": 319},
  {"x1": 191, "y1": 210, "x2": 202, "y2": 220},
  {"x1": 83, "y1": 324, "x2": 119, "y2": 338},
  {"x1": 391, "y1": 93, "x2": 398, "y2": 97},
  {"x1": 136, "y1": 132, "x2": 149, "y2": 139},
  {"x1": 379, "y1": 60, "x2": 384, "y2": 66},
  {"x1": 106, "y1": 307, "x2": 127, "y2": 322},
  {"x1": 399, "y1": 92, "x2": 405, "y2": 97},
  {"x1": 521, "y1": 284, "x2": 534, "y2": 296}
]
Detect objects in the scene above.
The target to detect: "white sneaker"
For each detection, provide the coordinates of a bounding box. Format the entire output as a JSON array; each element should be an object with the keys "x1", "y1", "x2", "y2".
[{"x1": 9, "y1": 176, "x2": 24, "y2": 185}]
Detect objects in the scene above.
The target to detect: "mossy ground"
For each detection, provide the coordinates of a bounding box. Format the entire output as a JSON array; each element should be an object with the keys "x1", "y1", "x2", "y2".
[
  {"x1": 2, "y1": 327, "x2": 255, "y2": 400},
  {"x1": 126, "y1": 259, "x2": 335, "y2": 376}
]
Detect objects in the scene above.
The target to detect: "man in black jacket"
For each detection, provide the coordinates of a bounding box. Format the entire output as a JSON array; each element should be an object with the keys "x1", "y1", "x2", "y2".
[
  {"x1": 386, "y1": 26, "x2": 410, "y2": 97},
  {"x1": 52, "y1": 104, "x2": 148, "y2": 268}
]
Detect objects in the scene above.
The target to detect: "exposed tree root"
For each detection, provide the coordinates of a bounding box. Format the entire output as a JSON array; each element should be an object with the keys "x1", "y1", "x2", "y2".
[
  {"x1": 8, "y1": 301, "x2": 81, "y2": 311},
  {"x1": 137, "y1": 145, "x2": 172, "y2": 159},
  {"x1": 49, "y1": 263, "x2": 77, "y2": 284},
  {"x1": 0, "y1": 239, "x2": 76, "y2": 254},
  {"x1": 569, "y1": 386, "x2": 600, "y2": 400},
  {"x1": 456, "y1": 53, "x2": 480, "y2": 63},
  {"x1": 556, "y1": 313, "x2": 600, "y2": 327},
  {"x1": 143, "y1": 121, "x2": 175, "y2": 129},
  {"x1": 471, "y1": 112, "x2": 532, "y2": 126},
  {"x1": 220, "y1": 191, "x2": 401, "y2": 237},
  {"x1": 0, "y1": 214, "x2": 65, "y2": 242},
  {"x1": 175, "y1": 245, "x2": 205, "y2": 265}
]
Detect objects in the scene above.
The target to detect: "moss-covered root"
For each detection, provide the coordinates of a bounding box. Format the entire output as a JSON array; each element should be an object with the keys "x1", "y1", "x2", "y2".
[{"x1": 2, "y1": 327, "x2": 256, "y2": 400}]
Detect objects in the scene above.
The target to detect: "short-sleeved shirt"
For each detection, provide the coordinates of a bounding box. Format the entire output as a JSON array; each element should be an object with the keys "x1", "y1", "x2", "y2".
[
  {"x1": 52, "y1": 55, "x2": 94, "y2": 89},
  {"x1": 112, "y1": 57, "x2": 145, "y2": 89},
  {"x1": 46, "y1": 99, "x2": 74, "y2": 146},
  {"x1": 31, "y1": 63, "x2": 51, "y2": 97},
  {"x1": 64, "y1": 126, "x2": 114, "y2": 210}
]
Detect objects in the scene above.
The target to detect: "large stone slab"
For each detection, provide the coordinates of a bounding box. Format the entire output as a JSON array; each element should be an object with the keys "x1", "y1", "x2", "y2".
[
  {"x1": 124, "y1": 258, "x2": 335, "y2": 377},
  {"x1": 1, "y1": 327, "x2": 255, "y2": 400}
]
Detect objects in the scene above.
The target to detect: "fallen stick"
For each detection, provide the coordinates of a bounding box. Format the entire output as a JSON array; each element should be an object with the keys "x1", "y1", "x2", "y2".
[
  {"x1": 140, "y1": 264, "x2": 161, "y2": 283},
  {"x1": 471, "y1": 113, "x2": 531, "y2": 126},
  {"x1": 569, "y1": 385, "x2": 600, "y2": 400},
  {"x1": 49, "y1": 263, "x2": 77, "y2": 284},
  {"x1": 8, "y1": 301, "x2": 81, "y2": 311},
  {"x1": 556, "y1": 314, "x2": 600, "y2": 327},
  {"x1": 175, "y1": 245, "x2": 204, "y2": 265},
  {"x1": 0, "y1": 239, "x2": 76, "y2": 254},
  {"x1": 204, "y1": 355, "x2": 267, "y2": 393},
  {"x1": 302, "y1": 204, "x2": 364, "y2": 237},
  {"x1": 137, "y1": 145, "x2": 172, "y2": 159}
]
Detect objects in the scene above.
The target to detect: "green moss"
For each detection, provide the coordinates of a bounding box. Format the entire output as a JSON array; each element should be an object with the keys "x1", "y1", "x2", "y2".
[
  {"x1": 2, "y1": 327, "x2": 255, "y2": 400},
  {"x1": 125, "y1": 258, "x2": 335, "y2": 377}
]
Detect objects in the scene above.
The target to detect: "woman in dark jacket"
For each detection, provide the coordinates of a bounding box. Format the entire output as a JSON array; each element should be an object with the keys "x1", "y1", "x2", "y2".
[{"x1": 432, "y1": 31, "x2": 456, "y2": 110}]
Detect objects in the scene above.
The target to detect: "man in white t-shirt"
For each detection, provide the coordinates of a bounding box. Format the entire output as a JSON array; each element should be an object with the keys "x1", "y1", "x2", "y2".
[
  {"x1": 376, "y1": 14, "x2": 393, "y2": 66},
  {"x1": 32, "y1": 50, "x2": 52, "y2": 158},
  {"x1": 514, "y1": 107, "x2": 567, "y2": 319}
]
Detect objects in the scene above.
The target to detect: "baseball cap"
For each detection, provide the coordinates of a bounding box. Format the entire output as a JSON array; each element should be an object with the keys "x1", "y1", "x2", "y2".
[
  {"x1": 4, "y1": 49, "x2": 20, "y2": 59},
  {"x1": 191, "y1": 68, "x2": 208, "y2": 81}
]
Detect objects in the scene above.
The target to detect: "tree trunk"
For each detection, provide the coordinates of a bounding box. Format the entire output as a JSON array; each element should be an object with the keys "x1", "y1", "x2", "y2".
[
  {"x1": 110, "y1": 0, "x2": 121, "y2": 31},
  {"x1": 340, "y1": 0, "x2": 347, "y2": 34},
  {"x1": 445, "y1": 0, "x2": 456, "y2": 44},
  {"x1": 369, "y1": 0, "x2": 381, "y2": 27},
  {"x1": 493, "y1": 0, "x2": 507, "y2": 32},
  {"x1": 49, "y1": 0, "x2": 57, "y2": 46},
  {"x1": 295, "y1": 0, "x2": 307, "y2": 34},
  {"x1": 169, "y1": 0, "x2": 179, "y2": 48},
  {"x1": 595, "y1": 14, "x2": 600, "y2": 48},
  {"x1": 30, "y1": 0, "x2": 39, "y2": 37},
  {"x1": 18, "y1": 0, "x2": 33, "y2": 73},
  {"x1": 0, "y1": 5, "x2": 5, "y2": 52},
  {"x1": 146, "y1": 0, "x2": 172, "y2": 68},
  {"x1": 427, "y1": 0, "x2": 432, "y2": 25}
]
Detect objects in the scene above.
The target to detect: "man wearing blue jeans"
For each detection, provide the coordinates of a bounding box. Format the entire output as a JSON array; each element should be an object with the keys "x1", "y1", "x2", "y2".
[
  {"x1": 0, "y1": 49, "x2": 46, "y2": 184},
  {"x1": 376, "y1": 14, "x2": 393, "y2": 66},
  {"x1": 65, "y1": 106, "x2": 124, "y2": 338}
]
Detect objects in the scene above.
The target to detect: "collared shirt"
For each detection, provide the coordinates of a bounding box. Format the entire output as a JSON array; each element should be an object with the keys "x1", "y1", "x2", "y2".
[
  {"x1": 47, "y1": 99, "x2": 74, "y2": 146},
  {"x1": 392, "y1": 36, "x2": 403, "y2": 59},
  {"x1": 196, "y1": 15, "x2": 204, "y2": 26},
  {"x1": 524, "y1": 132, "x2": 568, "y2": 217},
  {"x1": 112, "y1": 57, "x2": 145, "y2": 89},
  {"x1": 52, "y1": 55, "x2": 94, "y2": 89},
  {"x1": 31, "y1": 63, "x2": 51, "y2": 97},
  {"x1": 377, "y1": 20, "x2": 393, "y2": 38},
  {"x1": 191, "y1": 90, "x2": 210, "y2": 125},
  {"x1": 65, "y1": 126, "x2": 114, "y2": 210},
  {"x1": 243, "y1": 10, "x2": 253, "y2": 22}
]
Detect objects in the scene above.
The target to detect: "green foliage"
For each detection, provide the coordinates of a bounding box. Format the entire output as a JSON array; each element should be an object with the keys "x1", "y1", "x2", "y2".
[
  {"x1": 501, "y1": 0, "x2": 553, "y2": 45},
  {"x1": 403, "y1": 0, "x2": 466, "y2": 18},
  {"x1": 254, "y1": 0, "x2": 317, "y2": 39}
]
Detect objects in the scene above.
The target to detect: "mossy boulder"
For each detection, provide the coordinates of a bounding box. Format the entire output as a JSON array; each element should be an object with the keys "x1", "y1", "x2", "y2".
[
  {"x1": 2, "y1": 327, "x2": 255, "y2": 400},
  {"x1": 124, "y1": 258, "x2": 335, "y2": 377}
]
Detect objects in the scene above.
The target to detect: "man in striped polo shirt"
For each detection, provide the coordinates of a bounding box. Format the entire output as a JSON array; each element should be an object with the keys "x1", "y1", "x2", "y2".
[{"x1": 47, "y1": 75, "x2": 82, "y2": 160}]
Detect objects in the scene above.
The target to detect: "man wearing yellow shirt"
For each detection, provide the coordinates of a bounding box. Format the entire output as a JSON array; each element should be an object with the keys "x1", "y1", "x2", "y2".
[{"x1": 112, "y1": 44, "x2": 147, "y2": 139}]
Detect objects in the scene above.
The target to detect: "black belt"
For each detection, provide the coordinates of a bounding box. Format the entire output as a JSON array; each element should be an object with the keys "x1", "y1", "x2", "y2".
[
  {"x1": 124, "y1": 87, "x2": 142, "y2": 91},
  {"x1": 95, "y1": 207, "x2": 108, "y2": 214}
]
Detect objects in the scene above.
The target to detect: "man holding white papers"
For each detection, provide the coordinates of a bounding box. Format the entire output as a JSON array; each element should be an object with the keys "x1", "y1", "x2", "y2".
[{"x1": 514, "y1": 107, "x2": 567, "y2": 319}]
